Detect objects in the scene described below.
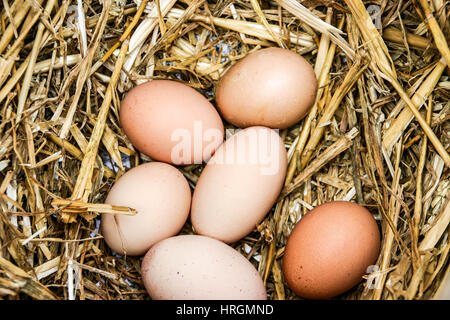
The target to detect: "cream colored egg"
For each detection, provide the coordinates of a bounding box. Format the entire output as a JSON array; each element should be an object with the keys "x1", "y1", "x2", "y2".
[
  {"x1": 191, "y1": 126, "x2": 287, "y2": 243},
  {"x1": 434, "y1": 266, "x2": 450, "y2": 299},
  {"x1": 141, "y1": 235, "x2": 267, "y2": 300},
  {"x1": 216, "y1": 47, "x2": 317, "y2": 129},
  {"x1": 101, "y1": 162, "x2": 191, "y2": 256}
]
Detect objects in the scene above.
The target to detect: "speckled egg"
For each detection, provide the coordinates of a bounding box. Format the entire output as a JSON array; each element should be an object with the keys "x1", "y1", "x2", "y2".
[{"x1": 141, "y1": 235, "x2": 267, "y2": 300}]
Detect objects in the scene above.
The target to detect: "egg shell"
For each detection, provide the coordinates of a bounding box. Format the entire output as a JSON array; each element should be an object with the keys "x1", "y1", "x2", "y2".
[
  {"x1": 215, "y1": 47, "x2": 317, "y2": 129},
  {"x1": 191, "y1": 126, "x2": 287, "y2": 243},
  {"x1": 282, "y1": 201, "x2": 381, "y2": 299},
  {"x1": 101, "y1": 162, "x2": 191, "y2": 256},
  {"x1": 433, "y1": 266, "x2": 450, "y2": 299},
  {"x1": 120, "y1": 80, "x2": 224, "y2": 165},
  {"x1": 141, "y1": 235, "x2": 267, "y2": 300}
]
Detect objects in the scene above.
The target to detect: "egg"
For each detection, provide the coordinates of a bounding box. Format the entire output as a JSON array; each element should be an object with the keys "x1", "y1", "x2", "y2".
[
  {"x1": 434, "y1": 267, "x2": 450, "y2": 299},
  {"x1": 141, "y1": 235, "x2": 267, "y2": 300},
  {"x1": 191, "y1": 126, "x2": 287, "y2": 243},
  {"x1": 101, "y1": 162, "x2": 191, "y2": 256},
  {"x1": 120, "y1": 80, "x2": 224, "y2": 165},
  {"x1": 215, "y1": 47, "x2": 317, "y2": 129},
  {"x1": 282, "y1": 201, "x2": 381, "y2": 299}
]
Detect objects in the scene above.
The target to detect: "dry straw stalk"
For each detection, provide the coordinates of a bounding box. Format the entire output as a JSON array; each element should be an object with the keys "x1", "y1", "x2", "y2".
[{"x1": 344, "y1": 0, "x2": 450, "y2": 167}]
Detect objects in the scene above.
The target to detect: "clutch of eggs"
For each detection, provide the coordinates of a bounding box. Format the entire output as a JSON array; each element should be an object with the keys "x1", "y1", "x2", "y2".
[{"x1": 97, "y1": 46, "x2": 364, "y2": 302}]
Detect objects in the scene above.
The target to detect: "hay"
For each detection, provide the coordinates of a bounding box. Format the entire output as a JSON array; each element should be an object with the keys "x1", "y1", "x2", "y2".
[{"x1": 0, "y1": 0, "x2": 448, "y2": 300}]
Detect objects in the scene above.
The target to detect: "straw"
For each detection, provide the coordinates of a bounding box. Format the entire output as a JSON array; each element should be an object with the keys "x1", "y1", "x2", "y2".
[{"x1": 0, "y1": 0, "x2": 448, "y2": 301}]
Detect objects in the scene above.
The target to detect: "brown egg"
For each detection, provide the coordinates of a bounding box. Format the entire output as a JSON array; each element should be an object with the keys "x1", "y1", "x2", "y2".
[
  {"x1": 120, "y1": 80, "x2": 224, "y2": 165},
  {"x1": 282, "y1": 201, "x2": 381, "y2": 299},
  {"x1": 141, "y1": 235, "x2": 267, "y2": 300},
  {"x1": 215, "y1": 47, "x2": 317, "y2": 129},
  {"x1": 101, "y1": 162, "x2": 191, "y2": 256},
  {"x1": 191, "y1": 126, "x2": 287, "y2": 243}
]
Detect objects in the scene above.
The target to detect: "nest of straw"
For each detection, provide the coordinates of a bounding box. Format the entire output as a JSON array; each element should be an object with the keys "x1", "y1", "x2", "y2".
[{"x1": 0, "y1": 0, "x2": 449, "y2": 300}]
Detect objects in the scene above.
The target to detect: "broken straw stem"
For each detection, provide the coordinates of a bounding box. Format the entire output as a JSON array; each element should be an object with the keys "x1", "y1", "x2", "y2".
[
  {"x1": 418, "y1": 0, "x2": 450, "y2": 67},
  {"x1": 66, "y1": 39, "x2": 129, "y2": 223},
  {"x1": 282, "y1": 127, "x2": 359, "y2": 197},
  {"x1": 89, "y1": 0, "x2": 149, "y2": 76},
  {"x1": 16, "y1": 0, "x2": 58, "y2": 121},
  {"x1": 300, "y1": 54, "x2": 368, "y2": 169},
  {"x1": 390, "y1": 77, "x2": 450, "y2": 167}
]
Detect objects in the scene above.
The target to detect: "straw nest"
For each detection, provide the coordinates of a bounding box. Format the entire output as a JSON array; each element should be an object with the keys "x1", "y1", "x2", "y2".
[{"x1": 0, "y1": 0, "x2": 449, "y2": 300}]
